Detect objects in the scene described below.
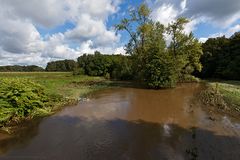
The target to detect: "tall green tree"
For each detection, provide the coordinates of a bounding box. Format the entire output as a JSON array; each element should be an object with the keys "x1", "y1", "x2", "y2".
[
  {"x1": 144, "y1": 22, "x2": 177, "y2": 88},
  {"x1": 116, "y1": 4, "x2": 202, "y2": 88},
  {"x1": 167, "y1": 18, "x2": 202, "y2": 81},
  {"x1": 115, "y1": 4, "x2": 152, "y2": 79}
]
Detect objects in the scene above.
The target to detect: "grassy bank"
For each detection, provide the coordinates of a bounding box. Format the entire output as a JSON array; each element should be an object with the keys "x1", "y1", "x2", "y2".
[
  {"x1": 199, "y1": 80, "x2": 240, "y2": 116},
  {"x1": 0, "y1": 72, "x2": 112, "y2": 131}
]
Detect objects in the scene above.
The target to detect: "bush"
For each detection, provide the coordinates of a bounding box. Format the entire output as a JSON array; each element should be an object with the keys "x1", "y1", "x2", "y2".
[
  {"x1": 104, "y1": 73, "x2": 110, "y2": 79},
  {"x1": 178, "y1": 74, "x2": 200, "y2": 83},
  {"x1": 0, "y1": 78, "x2": 51, "y2": 126},
  {"x1": 73, "y1": 68, "x2": 85, "y2": 76}
]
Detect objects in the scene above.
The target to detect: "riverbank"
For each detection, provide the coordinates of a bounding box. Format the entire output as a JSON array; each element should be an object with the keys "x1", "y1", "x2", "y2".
[
  {"x1": 199, "y1": 80, "x2": 240, "y2": 117},
  {"x1": 0, "y1": 72, "x2": 113, "y2": 133}
]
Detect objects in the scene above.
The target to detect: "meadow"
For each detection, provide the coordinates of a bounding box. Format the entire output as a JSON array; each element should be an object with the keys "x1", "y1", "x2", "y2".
[{"x1": 0, "y1": 72, "x2": 109, "y2": 98}]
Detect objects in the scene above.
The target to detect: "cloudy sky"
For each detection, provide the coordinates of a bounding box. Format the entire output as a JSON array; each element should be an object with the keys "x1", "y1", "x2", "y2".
[{"x1": 0, "y1": 0, "x2": 240, "y2": 67}]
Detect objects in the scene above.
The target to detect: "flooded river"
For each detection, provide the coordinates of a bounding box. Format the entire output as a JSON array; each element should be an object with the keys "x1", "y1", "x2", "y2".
[{"x1": 0, "y1": 83, "x2": 240, "y2": 160}]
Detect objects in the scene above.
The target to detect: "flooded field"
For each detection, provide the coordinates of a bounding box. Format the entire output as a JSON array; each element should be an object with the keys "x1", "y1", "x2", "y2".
[{"x1": 0, "y1": 83, "x2": 239, "y2": 160}]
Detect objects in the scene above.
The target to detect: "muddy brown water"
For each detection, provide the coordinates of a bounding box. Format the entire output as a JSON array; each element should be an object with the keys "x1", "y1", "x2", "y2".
[{"x1": 0, "y1": 83, "x2": 240, "y2": 160}]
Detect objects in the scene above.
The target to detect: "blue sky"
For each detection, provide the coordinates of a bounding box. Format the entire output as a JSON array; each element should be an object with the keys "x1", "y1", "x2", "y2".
[{"x1": 0, "y1": 0, "x2": 240, "y2": 66}]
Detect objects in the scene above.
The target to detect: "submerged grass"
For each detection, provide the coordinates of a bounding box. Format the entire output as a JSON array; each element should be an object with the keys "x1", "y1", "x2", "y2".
[{"x1": 0, "y1": 72, "x2": 112, "y2": 131}]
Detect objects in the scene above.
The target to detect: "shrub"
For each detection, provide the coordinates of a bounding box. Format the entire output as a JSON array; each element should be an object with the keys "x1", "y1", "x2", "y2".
[
  {"x1": 178, "y1": 74, "x2": 200, "y2": 83},
  {"x1": 104, "y1": 73, "x2": 110, "y2": 79},
  {"x1": 73, "y1": 68, "x2": 85, "y2": 76},
  {"x1": 0, "y1": 78, "x2": 51, "y2": 126}
]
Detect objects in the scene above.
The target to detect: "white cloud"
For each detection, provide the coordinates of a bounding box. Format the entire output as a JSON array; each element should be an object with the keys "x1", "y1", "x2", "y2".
[
  {"x1": 0, "y1": 0, "x2": 70, "y2": 28},
  {"x1": 199, "y1": 38, "x2": 208, "y2": 43},
  {"x1": 114, "y1": 46, "x2": 125, "y2": 55},
  {"x1": 0, "y1": 0, "x2": 123, "y2": 67},
  {"x1": 65, "y1": 14, "x2": 119, "y2": 47},
  {"x1": 150, "y1": 0, "x2": 240, "y2": 33},
  {"x1": 0, "y1": 10, "x2": 42, "y2": 54},
  {"x1": 227, "y1": 24, "x2": 240, "y2": 36},
  {"x1": 76, "y1": 40, "x2": 125, "y2": 55},
  {"x1": 180, "y1": 0, "x2": 187, "y2": 11},
  {"x1": 77, "y1": 40, "x2": 94, "y2": 54},
  {"x1": 185, "y1": 0, "x2": 240, "y2": 28},
  {"x1": 151, "y1": 3, "x2": 179, "y2": 26},
  {"x1": 149, "y1": 0, "x2": 201, "y2": 34},
  {"x1": 0, "y1": 50, "x2": 50, "y2": 67}
]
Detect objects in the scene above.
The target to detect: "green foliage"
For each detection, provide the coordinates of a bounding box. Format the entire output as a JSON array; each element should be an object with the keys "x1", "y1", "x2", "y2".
[
  {"x1": 167, "y1": 17, "x2": 203, "y2": 79},
  {"x1": 0, "y1": 78, "x2": 51, "y2": 125},
  {"x1": 111, "y1": 55, "x2": 133, "y2": 80},
  {"x1": 116, "y1": 4, "x2": 152, "y2": 80},
  {"x1": 143, "y1": 22, "x2": 177, "y2": 88},
  {"x1": 178, "y1": 74, "x2": 200, "y2": 83},
  {"x1": 73, "y1": 68, "x2": 85, "y2": 76},
  {"x1": 77, "y1": 52, "x2": 133, "y2": 80},
  {"x1": 145, "y1": 53, "x2": 177, "y2": 88},
  {"x1": 116, "y1": 4, "x2": 202, "y2": 88},
  {"x1": 0, "y1": 65, "x2": 44, "y2": 72},
  {"x1": 46, "y1": 60, "x2": 78, "y2": 72},
  {"x1": 199, "y1": 32, "x2": 240, "y2": 80},
  {"x1": 104, "y1": 73, "x2": 110, "y2": 79},
  {"x1": 77, "y1": 52, "x2": 111, "y2": 76}
]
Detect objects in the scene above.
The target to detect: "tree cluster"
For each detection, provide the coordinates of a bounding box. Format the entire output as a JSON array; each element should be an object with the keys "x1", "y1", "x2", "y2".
[
  {"x1": 46, "y1": 60, "x2": 78, "y2": 72},
  {"x1": 0, "y1": 65, "x2": 44, "y2": 72},
  {"x1": 77, "y1": 51, "x2": 132, "y2": 80},
  {"x1": 198, "y1": 32, "x2": 240, "y2": 80}
]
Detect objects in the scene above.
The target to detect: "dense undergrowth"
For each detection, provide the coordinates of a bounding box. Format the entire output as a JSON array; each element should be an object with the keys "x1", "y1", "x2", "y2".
[{"x1": 0, "y1": 78, "x2": 61, "y2": 128}]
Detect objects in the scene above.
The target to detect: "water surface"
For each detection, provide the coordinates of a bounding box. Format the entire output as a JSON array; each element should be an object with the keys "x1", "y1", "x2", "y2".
[{"x1": 0, "y1": 83, "x2": 240, "y2": 160}]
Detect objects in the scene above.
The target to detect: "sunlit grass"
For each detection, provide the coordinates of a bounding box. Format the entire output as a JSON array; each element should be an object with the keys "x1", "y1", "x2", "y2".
[
  {"x1": 209, "y1": 81, "x2": 240, "y2": 111},
  {"x1": 0, "y1": 72, "x2": 106, "y2": 99}
]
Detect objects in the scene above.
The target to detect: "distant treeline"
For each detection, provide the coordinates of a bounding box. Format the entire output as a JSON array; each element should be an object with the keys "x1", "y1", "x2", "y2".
[
  {"x1": 198, "y1": 32, "x2": 240, "y2": 80},
  {"x1": 77, "y1": 51, "x2": 132, "y2": 80},
  {"x1": 46, "y1": 60, "x2": 77, "y2": 72},
  {"x1": 0, "y1": 60, "x2": 78, "y2": 72},
  {"x1": 0, "y1": 65, "x2": 44, "y2": 72}
]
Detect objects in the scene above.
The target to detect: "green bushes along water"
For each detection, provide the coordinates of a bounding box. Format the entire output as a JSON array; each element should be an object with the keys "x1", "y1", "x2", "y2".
[{"x1": 0, "y1": 78, "x2": 52, "y2": 126}]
